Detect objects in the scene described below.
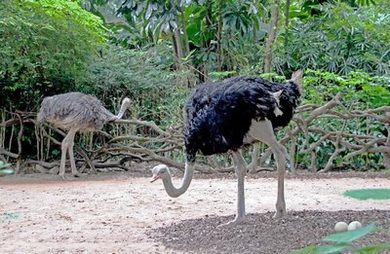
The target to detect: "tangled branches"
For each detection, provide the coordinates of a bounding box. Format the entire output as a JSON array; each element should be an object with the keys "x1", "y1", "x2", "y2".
[
  {"x1": 1, "y1": 95, "x2": 389, "y2": 174},
  {"x1": 272, "y1": 94, "x2": 390, "y2": 172}
]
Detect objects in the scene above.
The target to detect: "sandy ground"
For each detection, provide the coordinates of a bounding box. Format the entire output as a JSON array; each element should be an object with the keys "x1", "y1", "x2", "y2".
[{"x1": 1, "y1": 172, "x2": 389, "y2": 253}]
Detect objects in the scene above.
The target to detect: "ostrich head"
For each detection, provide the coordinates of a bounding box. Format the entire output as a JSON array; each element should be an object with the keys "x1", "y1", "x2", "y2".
[
  {"x1": 114, "y1": 97, "x2": 131, "y2": 120},
  {"x1": 120, "y1": 97, "x2": 131, "y2": 113},
  {"x1": 122, "y1": 97, "x2": 131, "y2": 108},
  {"x1": 150, "y1": 164, "x2": 170, "y2": 183}
]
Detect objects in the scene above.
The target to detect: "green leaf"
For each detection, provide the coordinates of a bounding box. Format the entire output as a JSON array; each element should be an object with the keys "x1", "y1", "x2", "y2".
[
  {"x1": 291, "y1": 244, "x2": 352, "y2": 254},
  {"x1": 323, "y1": 224, "x2": 376, "y2": 244},
  {"x1": 358, "y1": 242, "x2": 390, "y2": 254},
  {"x1": 0, "y1": 169, "x2": 14, "y2": 174},
  {"x1": 317, "y1": 244, "x2": 351, "y2": 254},
  {"x1": 344, "y1": 189, "x2": 390, "y2": 200}
]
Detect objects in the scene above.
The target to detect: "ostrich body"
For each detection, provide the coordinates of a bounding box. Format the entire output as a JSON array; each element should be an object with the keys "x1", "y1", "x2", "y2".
[
  {"x1": 37, "y1": 92, "x2": 130, "y2": 177},
  {"x1": 151, "y1": 70, "x2": 303, "y2": 225}
]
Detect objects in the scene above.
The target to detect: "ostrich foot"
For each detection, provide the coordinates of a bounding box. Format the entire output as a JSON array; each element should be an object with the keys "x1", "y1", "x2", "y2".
[
  {"x1": 273, "y1": 207, "x2": 286, "y2": 218},
  {"x1": 73, "y1": 172, "x2": 88, "y2": 178},
  {"x1": 72, "y1": 172, "x2": 81, "y2": 178},
  {"x1": 59, "y1": 173, "x2": 83, "y2": 180},
  {"x1": 59, "y1": 174, "x2": 68, "y2": 180},
  {"x1": 58, "y1": 172, "x2": 72, "y2": 180},
  {"x1": 218, "y1": 215, "x2": 245, "y2": 228}
]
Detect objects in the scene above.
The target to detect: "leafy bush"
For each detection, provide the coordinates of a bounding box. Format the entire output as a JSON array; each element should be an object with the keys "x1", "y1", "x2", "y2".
[
  {"x1": 79, "y1": 43, "x2": 188, "y2": 127},
  {"x1": 0, "y1": 0, "x2": 106, "y2": 111},
  {"x1": 303, "y1": 70, "x2": 390, "y2": 108},
  {"x1": 275, "y1": 2, "x2": 390, "y2": 76},
  {"x1": 303, "y1": 70, "x2": 388, "y2": 170}
]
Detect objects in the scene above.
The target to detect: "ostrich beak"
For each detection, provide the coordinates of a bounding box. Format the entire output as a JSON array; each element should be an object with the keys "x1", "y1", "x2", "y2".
[{"x1": 150, "y1": 174, "x2": 160, "y2": 183}]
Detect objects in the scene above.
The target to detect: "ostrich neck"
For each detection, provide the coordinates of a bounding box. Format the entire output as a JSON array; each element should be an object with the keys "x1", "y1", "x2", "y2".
[
  {"x1": 162, "y1": 162, "x2": 194, "y2": 198},
  {"x1": 115, "y1": 101, "x2": 128, "y2": 119}
]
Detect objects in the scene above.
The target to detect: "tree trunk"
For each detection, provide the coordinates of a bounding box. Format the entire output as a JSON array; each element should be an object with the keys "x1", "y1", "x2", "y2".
[
  {"x1": 173, "y1": 27, "x2": 184, "y2": 61},
  {"x1": 170, "y1": 0, "x2": 184, "y2": 66},
  {"x1": 181, "y1": 11, "x2": 190, "y2": 56},
  {"x1": 263, "y1": 0, "x2": 281, "y2": 73},
  {"x1": 179, "y1": 8, "x2": 197, "y2": 87},
  {"x1": 171, "y1": 34, "x2": 180, "y2": 65},
  {"x1": 384, "y1": 113, "x2": 390, "y2": 169},
  {"x1": 216, "y1": 0, "x2": 223, "y2": 71},
  {"x1": 284, "y1": 0, "x2": 291, "y2": 55}
]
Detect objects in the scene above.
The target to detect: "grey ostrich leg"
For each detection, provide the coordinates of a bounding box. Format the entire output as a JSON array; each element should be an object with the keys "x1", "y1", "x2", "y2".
[
  {"x1": 222, "y1": 150, "x2": 247, "y2": 226},
  {"x1": 248, "y1": 120, "x2": 287, "y2": 217},
  {"x1": 59, "y1": 127, "x2": 79, "y2": 178},
  {"x1": 67, "y1": 128, "x2": 79, "y2": 177}
]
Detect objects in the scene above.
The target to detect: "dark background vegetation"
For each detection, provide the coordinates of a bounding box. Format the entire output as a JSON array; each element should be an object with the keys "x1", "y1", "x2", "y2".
[{"x1": 0, "y1": 0, "x2": 389, "y2": 172}]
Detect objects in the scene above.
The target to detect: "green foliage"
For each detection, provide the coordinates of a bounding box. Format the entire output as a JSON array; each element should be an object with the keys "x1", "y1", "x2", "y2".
[
  {"x1": 118, "y1": 0, "x2": 189, "y2": 42},
  {"x1": 79, "y1": 43, "x2": 187, "y2": 127},
  {"x1": 267, "y1": 70, "x2": 390, "y2": 171},
  {"x1": 301, "y1": 70, "x2": 389, "y2": 170},
  {"x1": 276, "y1": 2, "x2": 390, "y2": 76},
  {"x1": 0, "y1": 0, "x2": 106, "y2": 111},
  {"x1": 292, "y1": 224, "x2": 390, "y2": 254},
  {"x1": 303, "y1": 70, "x2": 390, "y2": 108},
  {"x1": 209, "y1": 70, "x2": 238, "y2": 80},
  {"x1": 187, "y1": 0, "x2": 266, "y2": 72},
  {"x1": 117, "y1": 0, "x2": 266, "y2": 73},
  {"x1": 344, "y1": 188, "x2": 390, "y2": 200},
  {"x1": 101, "y1": 0, "x2": 389, "y2": 78},
  {"x1": 359, "y1": 243, "x2": 390, "y2": 254},
  {"x1": 1, "y1": 0, "x2": 389, "y2": 172}
]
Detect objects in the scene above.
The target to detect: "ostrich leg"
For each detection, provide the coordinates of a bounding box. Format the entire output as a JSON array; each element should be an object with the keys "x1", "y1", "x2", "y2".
[
  {"x1": 222, "y1": 150, "x2": 247, "y2": 226},
  {"x1": 59, "y1": 128, "x2": 78, "y2": 178},
  {"x1": 59, "y1": 136, "x2": 70, "y2": 178},
  {"x1": 248, "y1": 120, "x2": 287, "y2": 218},
  {"x1": 67, "y1": 128, "x2": 80, "y2": 177}
]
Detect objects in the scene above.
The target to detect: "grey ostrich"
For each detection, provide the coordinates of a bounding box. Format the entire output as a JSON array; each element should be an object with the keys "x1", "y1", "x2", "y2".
[
  {"x1": 37, "y1": 92, "x2": 130, "y2": 178},
  {"x1": 151, "y1": 70, "x2": 303, "y2": 226}
]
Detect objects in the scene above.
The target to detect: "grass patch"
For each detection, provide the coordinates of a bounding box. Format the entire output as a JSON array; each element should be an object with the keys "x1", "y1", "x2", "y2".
[{"x1": 344, "y1": 188, "x2": 390, "y2": 200}]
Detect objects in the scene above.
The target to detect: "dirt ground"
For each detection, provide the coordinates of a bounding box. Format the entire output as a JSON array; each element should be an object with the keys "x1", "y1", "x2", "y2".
[{"x1": 1, "y1": 169, "x2": 389, "y2": 254}]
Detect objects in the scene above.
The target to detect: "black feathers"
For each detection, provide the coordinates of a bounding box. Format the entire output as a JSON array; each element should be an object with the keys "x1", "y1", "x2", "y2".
[{"x1": 184, "y1": 76, "x2": 301, "y2": 162}]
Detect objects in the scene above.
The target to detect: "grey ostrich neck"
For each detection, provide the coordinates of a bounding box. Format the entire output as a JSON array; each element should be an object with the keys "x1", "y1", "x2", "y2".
[
  {"x1": 109, "y1": 98, "x2": 129, "y2": 121},
  {"x1": 162, "y1": 162, "x2": 194, "y2": 198}
]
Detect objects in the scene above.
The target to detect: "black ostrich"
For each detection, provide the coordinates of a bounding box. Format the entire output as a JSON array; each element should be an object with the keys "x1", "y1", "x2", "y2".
[{"x1": 151, "y1": 70, "x2": 303, "y2": 226}]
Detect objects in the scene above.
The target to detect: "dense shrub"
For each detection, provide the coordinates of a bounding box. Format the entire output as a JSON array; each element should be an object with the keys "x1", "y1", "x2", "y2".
[
  {"x1": 78, "y1": 44, "x2": 188, "y2": 127},
  {"x1": 0, "y1": 0, "x2": 106, "y2": 112},
  {"x1": 274, "y1": 2, "x2": 390, "y2": 76},
  {"x1": 297, "y1": 70, "x2": 389, "y2": 170}
]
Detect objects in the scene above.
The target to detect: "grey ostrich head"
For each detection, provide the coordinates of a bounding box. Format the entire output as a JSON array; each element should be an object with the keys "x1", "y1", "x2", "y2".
[
  {"x1": 150, "y1": 164, "x2": 170, "y2": 183},
  {"x1": 110, "y1": 97, "x2": 131, "y2": 121},
  {"x1": 122, "y1": 97, "x2": 131, "y2": 108}
]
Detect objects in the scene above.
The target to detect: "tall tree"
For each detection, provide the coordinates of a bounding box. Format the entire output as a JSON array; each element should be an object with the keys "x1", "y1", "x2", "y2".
[{"x1": 263, "y1": 0, "x2": 281, "y2": 73}]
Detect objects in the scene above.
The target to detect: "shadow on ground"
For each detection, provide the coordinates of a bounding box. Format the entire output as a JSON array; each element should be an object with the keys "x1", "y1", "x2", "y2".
[{"x1": 148, "y1": 210, "x2": 390, "y2": 254}]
